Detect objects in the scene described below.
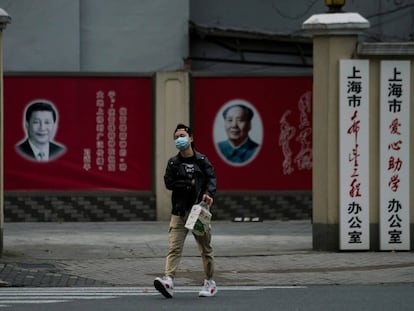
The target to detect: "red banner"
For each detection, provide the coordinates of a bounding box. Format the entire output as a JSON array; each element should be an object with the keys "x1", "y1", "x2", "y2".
[
  {"x1": 4, "y1": 76, "x2": 152, "y2": 191},
  {"x1": 193, "y1": 76, "x2": 312, "y2": 190}
]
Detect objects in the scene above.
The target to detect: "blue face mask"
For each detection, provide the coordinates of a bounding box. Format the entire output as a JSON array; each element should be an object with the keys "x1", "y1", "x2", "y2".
[{"x1": 175, "y1": 136, "x2": 190, "y2": 150}]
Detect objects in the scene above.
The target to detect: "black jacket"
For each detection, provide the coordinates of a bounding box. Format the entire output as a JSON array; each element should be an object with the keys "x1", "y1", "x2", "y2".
[
  {"x1": 16, "y1": 139, "x2": 65, "y2": 161},
  {"x1": 164, "y1": 151, "x2": 217, "y2": 216}
]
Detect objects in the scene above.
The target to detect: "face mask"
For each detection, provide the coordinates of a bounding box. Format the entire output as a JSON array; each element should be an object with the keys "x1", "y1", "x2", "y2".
[{"x1": 175, "y1": 136, "x2": 190, "y2": 150}]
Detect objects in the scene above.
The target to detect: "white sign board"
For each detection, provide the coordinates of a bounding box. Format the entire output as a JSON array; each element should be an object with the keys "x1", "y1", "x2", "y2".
[
  {"x1": 380, "y1": 61, "x2": 411, "y2": 250},
  {"x1": 339, "y1": 60, "x2": 370, "y2": 250}
]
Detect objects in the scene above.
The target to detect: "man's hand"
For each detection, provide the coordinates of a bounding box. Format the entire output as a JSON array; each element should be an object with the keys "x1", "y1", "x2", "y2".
[{"x1": 202, "y1": 194, "x2": 213, "y2": 206}]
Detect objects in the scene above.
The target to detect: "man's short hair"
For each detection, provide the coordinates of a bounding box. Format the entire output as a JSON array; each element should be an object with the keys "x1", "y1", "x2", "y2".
[
  {"x1": 25, "y1": 101, "x2": 57, "y2": 122},
  {"x1": 174, "y1": 123, "x2": 193, "y2": 136},
  {"x1": 222, "y1": 104, "x2": 254, "y2": 121}
]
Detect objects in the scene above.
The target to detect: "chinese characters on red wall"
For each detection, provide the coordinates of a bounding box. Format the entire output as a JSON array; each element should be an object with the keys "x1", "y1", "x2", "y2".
[
  {"x1": 83, "y1": 90, "x2": 128, "y2": 173},
  {"x1": 279, "y1": 91, "x2": 312, "y2": 176}
]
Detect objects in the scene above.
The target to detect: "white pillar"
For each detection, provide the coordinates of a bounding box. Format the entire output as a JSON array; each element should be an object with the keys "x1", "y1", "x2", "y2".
[
  {"x1": 0, "y1": 8, "x2": 11, "y2": 256},
  {"x1": 155, "y1": 72, "x2": 190, "y2": 220},
  {"x1": 302, "y1": 12, "x2": 369, "y2": 250}
]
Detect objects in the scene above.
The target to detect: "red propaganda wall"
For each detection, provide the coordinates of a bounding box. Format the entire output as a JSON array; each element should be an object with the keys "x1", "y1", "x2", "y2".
[
  {"x1": 193, "y1": 76, "x2": 312, "y2": 191},
  {"x1": 4, "y1": 76, "x2": 152, "y2": 191}
]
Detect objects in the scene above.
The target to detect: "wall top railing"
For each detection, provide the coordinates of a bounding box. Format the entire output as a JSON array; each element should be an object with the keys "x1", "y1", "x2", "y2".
[{"x1": 357, "y1": 42, "x2": 414, "y2": 56}]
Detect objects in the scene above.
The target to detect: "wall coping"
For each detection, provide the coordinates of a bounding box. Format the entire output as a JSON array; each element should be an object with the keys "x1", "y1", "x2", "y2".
[{"x1": 302, "y1": 12, "x2": 370, "y2": 36}]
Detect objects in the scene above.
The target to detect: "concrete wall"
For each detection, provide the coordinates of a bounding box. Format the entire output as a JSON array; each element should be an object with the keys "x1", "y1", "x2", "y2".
[
  {"x1": 0, "y1": 0, "x2": 189, "y2": 72},
  {"x1": 0, "y1": 1, "x2": 413, "y2": 72}
]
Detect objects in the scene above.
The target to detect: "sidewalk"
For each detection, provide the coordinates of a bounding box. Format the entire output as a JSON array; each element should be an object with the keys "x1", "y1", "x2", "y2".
[{"x1": 0, "y1": 220, "x2": 413, "y2": 287}]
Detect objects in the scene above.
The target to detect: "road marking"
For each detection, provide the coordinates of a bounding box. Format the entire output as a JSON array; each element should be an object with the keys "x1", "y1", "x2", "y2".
[
  {"x1": 0, "y1": 286, "x2": 306, "y2": 307},
  {"x1": 176, "y1": 285, "x2": 307, "y2": 292},
  {"x1": 0, "y1": 287, "x2": 152, "y2": 307}
]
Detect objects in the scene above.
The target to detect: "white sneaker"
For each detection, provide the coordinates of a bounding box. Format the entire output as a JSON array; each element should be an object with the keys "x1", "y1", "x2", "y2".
[
  {"x1": 154, "y1": 276, "x2": 174, "y2": 298},
  {"x1": 199, "y1": 279, "x2": 217, "y2": 297}
]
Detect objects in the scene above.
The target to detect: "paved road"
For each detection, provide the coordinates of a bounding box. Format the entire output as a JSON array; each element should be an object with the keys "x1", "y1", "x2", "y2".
[
  {"x1": 1, "y1": 220, "x2": 414, "y2": 287},
  {"x1": 1, "y1": 285, "x2": 414, "y2": 310}
]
